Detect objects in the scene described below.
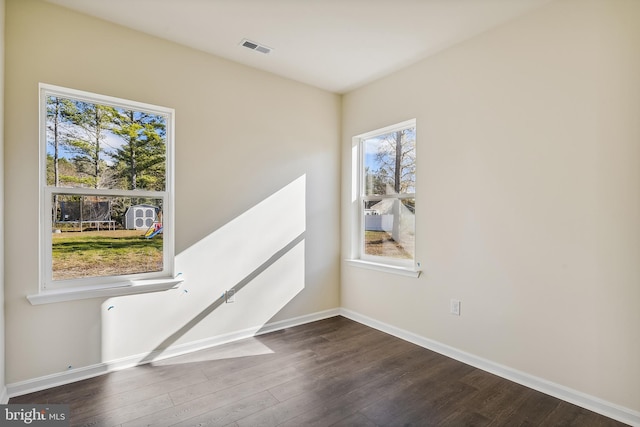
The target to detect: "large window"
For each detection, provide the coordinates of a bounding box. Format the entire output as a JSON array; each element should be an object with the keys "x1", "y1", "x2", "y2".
[
  {"x1": 36, "y1": 84, "x2": 176, "y2": 300},
  {"x1": 354, "y1": 119, "x2": 417, "y2": 273}
]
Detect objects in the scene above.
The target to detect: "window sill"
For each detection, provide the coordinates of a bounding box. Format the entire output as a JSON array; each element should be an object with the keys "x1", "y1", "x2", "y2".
[
  {"x1": 345, "y1": 259, "x2": 421, "y2": 278},
  {"x1": 27, "y1": 277, "x2": 184, "y2": 305}
]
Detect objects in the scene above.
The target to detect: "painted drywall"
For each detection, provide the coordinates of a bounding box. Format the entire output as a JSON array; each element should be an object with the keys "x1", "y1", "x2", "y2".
[
  {"x1": 342, "y1": 0, "x2": 639, "y2": 413},
  {"x1": 0, "y1": 0, "x2": 7, "y2": 404},
  {"x1": 4, "y1": 0, "x2": 340, "y2": 383}
]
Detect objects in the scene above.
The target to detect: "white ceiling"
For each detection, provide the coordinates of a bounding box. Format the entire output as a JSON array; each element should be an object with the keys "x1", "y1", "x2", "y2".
[{"x1": 44, "y1": 0, "x2": 551, "y2": 94}]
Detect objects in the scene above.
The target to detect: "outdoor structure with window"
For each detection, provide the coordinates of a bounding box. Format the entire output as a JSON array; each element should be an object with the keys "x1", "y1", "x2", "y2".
[
  {"x1": 29, "y1": 84, "x2": 181, "y2": 304},
  {"x1": 349, "y1": 119, "x2": 419, "y2": 277}
]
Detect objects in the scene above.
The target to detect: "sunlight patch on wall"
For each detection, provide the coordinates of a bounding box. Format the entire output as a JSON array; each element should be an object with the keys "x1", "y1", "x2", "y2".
[{"x1": 101, "y1": 175, "x2": 306, "y2": 363}]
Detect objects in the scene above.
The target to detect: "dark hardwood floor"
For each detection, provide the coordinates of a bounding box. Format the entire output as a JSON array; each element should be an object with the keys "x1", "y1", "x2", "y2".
[{"x1": 10, "y1": 316, "x2": 626, "y2": 426}]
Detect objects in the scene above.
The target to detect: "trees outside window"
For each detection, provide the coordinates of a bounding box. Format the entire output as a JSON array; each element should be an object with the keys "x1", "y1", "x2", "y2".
[
  {"x1": 40, "y1": 84, "x2": 174, "y2": 290},
  {"x1": 357, "y1": 120, "x2": 416, "y2": 266}
]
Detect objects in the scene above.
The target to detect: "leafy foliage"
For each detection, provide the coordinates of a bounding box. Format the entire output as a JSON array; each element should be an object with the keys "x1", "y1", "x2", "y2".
[
  {"x1": 61, "y1": 101, "x2": 116, "y2": 188},
  {"x1": 110, "y1": 110, "x2": 166, "y2": 191},
  {"x1": 45, "y1": 96, "x2": 167, "y2": 192}
]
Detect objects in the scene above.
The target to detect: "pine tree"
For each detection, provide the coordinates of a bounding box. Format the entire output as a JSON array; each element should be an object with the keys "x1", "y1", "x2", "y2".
[
  {"x1": 110, "y1": 109, "x2": 166, "y2": 191},
  {"x1": 64, "y1": 101, "x2": 116, "y2": 189}
]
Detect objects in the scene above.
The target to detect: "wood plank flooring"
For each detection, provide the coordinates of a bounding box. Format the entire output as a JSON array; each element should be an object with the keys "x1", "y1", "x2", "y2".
[{"x1": 9, "y1": 316, "x2": 627, "y2": 426}]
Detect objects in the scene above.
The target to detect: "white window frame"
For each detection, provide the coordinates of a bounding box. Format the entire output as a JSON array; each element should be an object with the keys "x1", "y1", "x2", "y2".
[
  {"x1": 347, "y1": 119, "x2": 420, "y2": 278},
  {"x1": 29, "y1": 84, "x2": 182, "y2": 305}
]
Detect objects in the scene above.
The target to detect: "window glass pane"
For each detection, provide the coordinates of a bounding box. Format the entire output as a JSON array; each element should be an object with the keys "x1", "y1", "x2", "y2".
[
  {"x1": 363, "y1": 198, "x2": 415, "y2": 259},
  {"x1": 363, "y1": 127, "x2": 416, "y2": 196},
  {"x1": 46, "y1": 95, "x2": 167, "y2": 191},
  {"x1": 51, "y1": 194, "x2": 164, "y2": 281}
]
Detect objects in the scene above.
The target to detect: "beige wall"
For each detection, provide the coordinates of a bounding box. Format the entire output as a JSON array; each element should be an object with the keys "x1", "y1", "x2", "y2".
[
  {"x1": 342, "y1": 0, "x2": 639, "y2": 413},
  {"x1": 4, "y1": 0, "x2": 340, "y2": 383},
  {"x1": 0, "y1": 0, "x2": 6, "y2": 403}
]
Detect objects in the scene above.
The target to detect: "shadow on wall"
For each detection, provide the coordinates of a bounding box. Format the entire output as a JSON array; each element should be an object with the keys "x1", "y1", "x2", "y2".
[{"x1": 100, "y1": 175, "x2": 307, "y2": 364}]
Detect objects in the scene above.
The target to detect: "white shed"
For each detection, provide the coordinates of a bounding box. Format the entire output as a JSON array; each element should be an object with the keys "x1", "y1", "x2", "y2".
[{"x1": 124, "y1": 204, "x2": 158, "y2": 230}]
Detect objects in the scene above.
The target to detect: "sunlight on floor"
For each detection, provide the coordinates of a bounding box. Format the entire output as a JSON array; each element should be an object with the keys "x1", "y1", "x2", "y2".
[{"x1": 152, "y1": 337, "x2": 275, "y2": 366}]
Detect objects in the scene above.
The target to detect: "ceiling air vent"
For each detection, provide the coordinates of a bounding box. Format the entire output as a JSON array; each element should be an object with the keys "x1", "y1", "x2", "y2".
[{"x1": 240, "y1": 39, "x2": 273, "y2": 55}]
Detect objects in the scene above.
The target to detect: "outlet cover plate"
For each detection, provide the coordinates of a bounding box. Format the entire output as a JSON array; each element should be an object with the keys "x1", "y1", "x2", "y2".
[{"x1": 450, "y1": 299, "x2": 461, "y2": 316}]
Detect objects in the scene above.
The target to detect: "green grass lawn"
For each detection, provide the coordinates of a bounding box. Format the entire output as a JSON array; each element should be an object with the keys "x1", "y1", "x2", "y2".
[{"x1": 52, "y1": 230, "x2": 163, "y2": 280}]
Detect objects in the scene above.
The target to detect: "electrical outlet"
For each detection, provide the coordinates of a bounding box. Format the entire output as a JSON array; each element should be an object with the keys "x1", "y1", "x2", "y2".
[
  {"x1": 450, "y1": 299, "x2": 461, "y2": 316},
  {"x1": 225, "y1": 289, "x2": 235, "y2": 303}
]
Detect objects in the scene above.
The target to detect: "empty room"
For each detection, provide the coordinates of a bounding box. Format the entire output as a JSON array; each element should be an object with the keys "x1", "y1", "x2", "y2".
[{"x1": 0, "y1": 0, "x2": 639, "y2": 425}]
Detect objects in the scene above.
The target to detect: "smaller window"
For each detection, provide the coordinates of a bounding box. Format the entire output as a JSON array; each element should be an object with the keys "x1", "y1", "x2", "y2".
[{"x1": 353, "y1": 119, "x2": 417, "y2": 272}]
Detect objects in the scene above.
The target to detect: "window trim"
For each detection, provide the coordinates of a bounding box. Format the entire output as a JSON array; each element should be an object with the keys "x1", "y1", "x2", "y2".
[
  {"x1": 345, "y1": 259, "x2": 420, "y2": 278},
  {"x1": 348, "y1": 119, "x2": 420, "y2": 277},
  {"x1": 30, "y1": 83, "x2": 182, "y2": 304}
]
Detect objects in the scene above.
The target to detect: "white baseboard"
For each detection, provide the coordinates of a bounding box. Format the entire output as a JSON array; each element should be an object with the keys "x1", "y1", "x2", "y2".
[
  {"x1": 340, "y1": 308, "x2": 640, "y2": 427},
  {"x1": 0, "y1": 385, "x2": 8, "y2": 404},
  {"x1": 254, "y1": 308, "x2": 341, "y2": 336},
  {"x1": 6, "y1": 308, "x2": 340, "y2": 399}
]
